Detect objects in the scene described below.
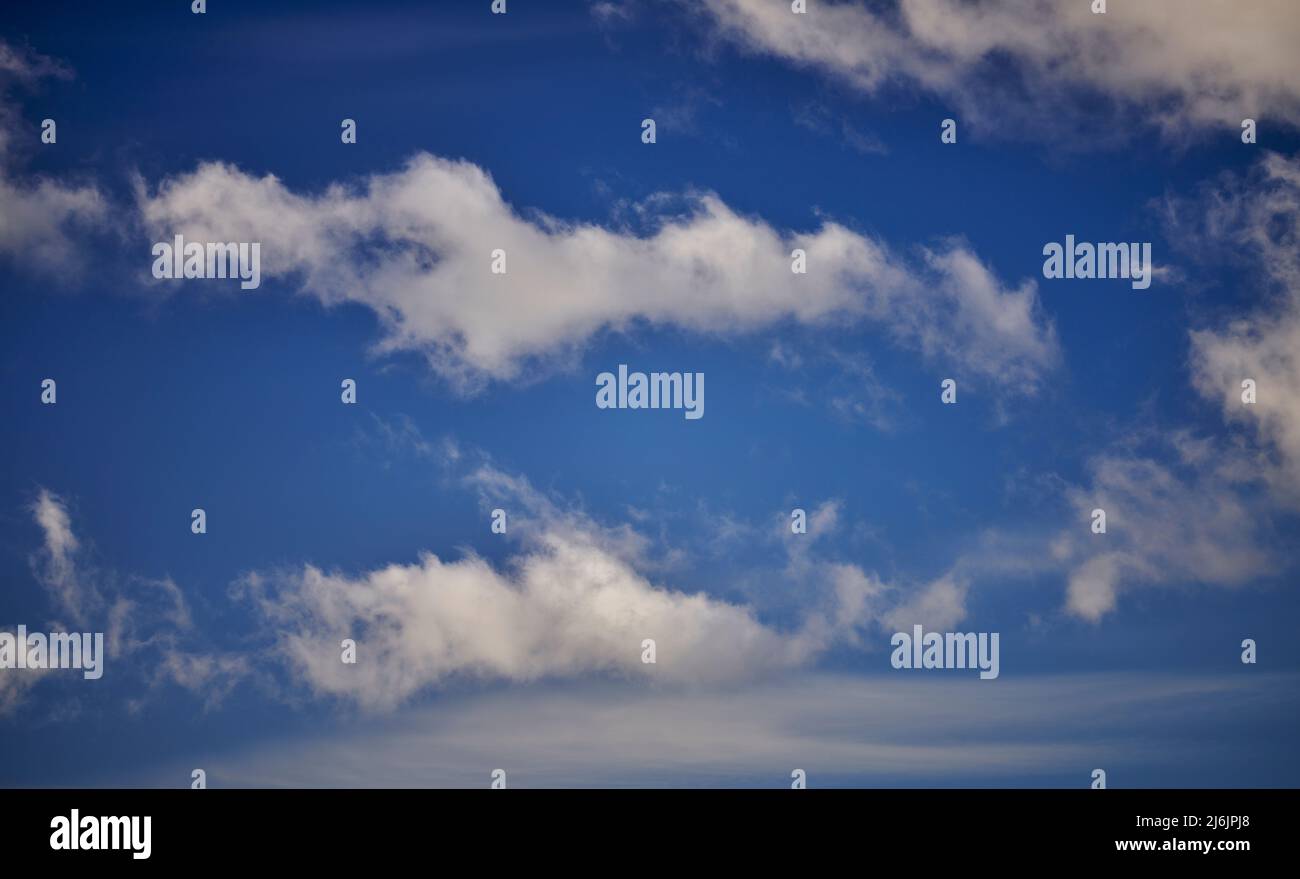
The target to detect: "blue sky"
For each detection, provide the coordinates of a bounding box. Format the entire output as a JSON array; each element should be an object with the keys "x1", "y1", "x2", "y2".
[{"x1": 1, "y1": 0, "x2": 1299, "y2": 787}]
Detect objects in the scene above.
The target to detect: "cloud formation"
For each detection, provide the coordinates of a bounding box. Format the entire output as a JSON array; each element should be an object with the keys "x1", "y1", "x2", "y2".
[
  {"x1": 234, "y1": 458, "x2": 968, "y2": 711},
  {"x1": 1, "y1": 489, "x2": 248, "y2": 716},
  {"x1": 1053, "y1": 435, "x2": 1275, "y2": 621},
  {"x1": 695, "y1": 0, "x2": 1300, "y2": 140},
  {"x1": 138, "y1": 154, "x2": 1057, "y2": 392}
]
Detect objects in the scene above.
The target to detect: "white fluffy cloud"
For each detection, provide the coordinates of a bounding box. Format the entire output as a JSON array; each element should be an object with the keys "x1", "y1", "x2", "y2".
[
  {"x1": 234, "y1": 461, "x2": 967, "y2": 711},
  {"x1": 137, "y1": 154, "x2": 1057, "y2": 391},
  {"x1": 695, "y1": 0, "x2": 1300, "y2": 138},
  {"x1": 237, "y1": 534, "x2": 814, "y2": 711}
]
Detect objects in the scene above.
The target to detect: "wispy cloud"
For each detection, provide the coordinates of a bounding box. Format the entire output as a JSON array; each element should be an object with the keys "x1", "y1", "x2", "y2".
[
  {"x1": 1053, "y1": 434, "x2": 1276, "y2": 621},
  {"x1": 3, "y1": 489, "x2": 248, "y2": 717},
  {"x1": 1169, "y1": 152, "x2": 1300, "y2": 506},
  {"x1": 169, "y1": 671, "x2": 1296, "y2": 787},
  {"x1": 0, "y1": 41, "x2": 106, "y2": 276},
  {"x1": 1043, "y1": 152, "x2": 1300, "y2": 621}
]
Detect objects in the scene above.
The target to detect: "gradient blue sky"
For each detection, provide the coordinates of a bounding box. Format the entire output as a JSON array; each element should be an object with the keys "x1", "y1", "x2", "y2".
[{"x1": 1, "y1": 0, "x2": 1299, "y2": 787}]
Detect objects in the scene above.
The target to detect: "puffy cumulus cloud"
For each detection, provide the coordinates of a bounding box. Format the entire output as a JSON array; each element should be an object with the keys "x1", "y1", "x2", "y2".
[
  {"x1": 1054, "y1": 435, "x2": 1276, "y2": 622},
  {"x1": 4, "y1": 489, "x2": 249, "y2": 716},
  {"x1": 1173, "y1": 152, "x2": 1300, "y2": 504},
  {"x1": 136, "y1": 154, "x2": 1057, "y2": 392},
  {"x1": 234, "y1": 461, "x2": 968, "y2": 712},
  {"x1": 235, "y1": 535, "x2": 814, "y2": 712},
  {"x1": 693, "y1": 0, "x2": 1300, "y2": 140},
  {"x1": 0, "y1": 42, "x2": 107, "y2": 274}
]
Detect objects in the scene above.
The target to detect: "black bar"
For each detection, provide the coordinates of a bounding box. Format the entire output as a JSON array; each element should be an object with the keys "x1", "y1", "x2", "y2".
[{"x1": 4, "y1": 789, "x2": 1288, "y2": 865}]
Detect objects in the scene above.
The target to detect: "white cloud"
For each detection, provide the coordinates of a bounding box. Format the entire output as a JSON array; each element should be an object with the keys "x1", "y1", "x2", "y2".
[
  {"x1": 1064, "y1": 554, "x2": 1124, "y2": 622},
  {"x1": 0, "y1": 176, "x2": 107, "y2": 270},
  {"x1": 695, "y1": 0, "x2": 1300, "y2": 139},
  {"x1": 883, "y1": 573, "x2": 967, "y2": 632},
  {"x1": 1055, "y1": 435, "x2": 1275, "y2": 622},
  {"x1": 137, "y1": 154, "x2": 1057, "y2": 392},
  {"x1": 236, "y1": 535, "x2": 813, "y2": 711},
  {"x1": 234, "y1": 461, "x2": 967, "y2": 711},
  {"x1": 30, "y1": 488, "x2": 87, "y2": 625}
]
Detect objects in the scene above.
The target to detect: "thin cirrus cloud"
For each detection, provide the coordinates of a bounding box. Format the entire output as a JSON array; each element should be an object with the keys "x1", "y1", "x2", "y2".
[
  {"x1": 691, "y1": 0, "x2": 1300, "y2": 140},
  {"x1": 136, "y1": 154, "x2": 1058, "y2": 393},
  {"x1": 157, "y1": 671, "x2": 1296, "y2": 788}
]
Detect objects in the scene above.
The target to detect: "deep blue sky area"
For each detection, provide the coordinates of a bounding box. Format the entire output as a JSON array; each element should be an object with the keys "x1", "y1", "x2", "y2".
[{"x1": 1, "y1": 1, "x2": 1298, "y2": 788}]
